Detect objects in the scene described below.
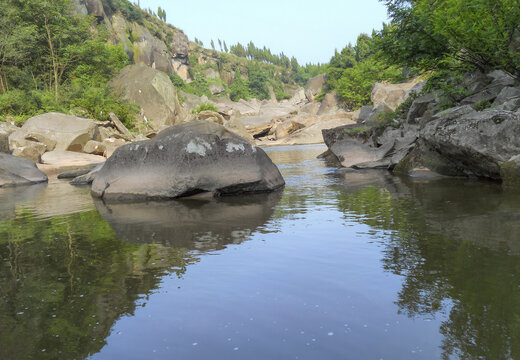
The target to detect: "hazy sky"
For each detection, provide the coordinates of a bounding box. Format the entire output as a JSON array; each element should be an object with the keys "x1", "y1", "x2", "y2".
[{"x1": 137, "y1": 0, "x2": 389, "y2": 64}]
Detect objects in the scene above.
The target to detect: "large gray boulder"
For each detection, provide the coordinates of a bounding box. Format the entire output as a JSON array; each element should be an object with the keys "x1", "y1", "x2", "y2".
[
  {"x1": 111, "y1": 64, "x2": 186, "y2": 130},
  {"x1": 0, "y1": 153, "x2": 48, "y2": 188},
  {"x1": 421, "y1": 110, "x2": 520, "y2": 179},
  {"x1": 10, "y1": 112, "x2": 98, "y2": 153},
  {"x1": 91, "y1": 120, "x2": 285, "y2": 200}
]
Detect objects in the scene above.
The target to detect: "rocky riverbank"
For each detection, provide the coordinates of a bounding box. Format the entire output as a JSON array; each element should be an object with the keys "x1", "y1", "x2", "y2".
[{"x1": 322, "y1": 70, "x2": 520, "y2": 187}]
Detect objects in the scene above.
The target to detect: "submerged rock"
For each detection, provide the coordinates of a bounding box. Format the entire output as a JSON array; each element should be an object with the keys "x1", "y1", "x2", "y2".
[
  {"x1": 0, "y1": 153, "x2": 48, "y2": 188},
  {"x1": 91, "y1": 120, "x2": 285, "y2": 200}
]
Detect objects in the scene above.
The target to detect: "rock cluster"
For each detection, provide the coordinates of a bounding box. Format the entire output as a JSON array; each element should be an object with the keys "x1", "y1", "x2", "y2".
[
  {"x1": 5, "y1": 112, "x2": 135, "y2": 166},
  {"x1": 323, "y1": 70, "x2": 520, "y2": 187}
]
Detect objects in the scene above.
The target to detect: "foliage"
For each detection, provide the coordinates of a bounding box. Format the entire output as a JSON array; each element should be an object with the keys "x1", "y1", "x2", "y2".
[
  {"x1": 473, "y1": 99, "x2": 492, "y2": 112},
  {"x1": 229, "y1": 69, "x2": 251, "y2": 102},
  {"x1": 0, "y1": 0, "x2": 138, "y2": 126},
  {"x1": 378, "y1": 0, "x2": 520, "y2": 78},
  {"x1": 326, "y1": 33, "x2": 405, "y2": 109},
  {"x1": 343, "y1": 126, "x2": 372, "y2": 136},
  {"x1": 247, "y1": 62, "x2": 270, "y2": 100},
  {"x1": 191, "y1": 103, "x2": 218, "y2": 114},
  {"x1": 423, "y1": 69, "x2": 470, "y2": 110}
]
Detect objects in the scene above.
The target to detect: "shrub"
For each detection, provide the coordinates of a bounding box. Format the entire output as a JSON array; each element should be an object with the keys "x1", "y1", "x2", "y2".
[{"x1": 192, "y1": 103, "x2": 218, "y2": 114}]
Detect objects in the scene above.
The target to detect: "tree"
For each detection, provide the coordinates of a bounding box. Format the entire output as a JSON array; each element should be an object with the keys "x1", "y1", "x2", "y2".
[
  {"x1": 218, "y1": 39, "x2": 223, "y2": 52},
  {"x1": 229, "y1": 69, "x2": 250, "y2": 101},
  {"x1": 247, "y1": 62, "x2": 270, "y2": 100},
  {"x1": 223, "y1": 41, "x2": 228, "y2": 53},
  {"x1": 210, "y1": 39, "x2": 215, "y2": 51},
  {"x1": 379, "y1": 0, "x2": 520, "y2": 77}
]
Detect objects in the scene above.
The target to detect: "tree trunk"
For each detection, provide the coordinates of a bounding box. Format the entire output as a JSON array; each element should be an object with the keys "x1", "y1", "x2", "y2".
[{"x1": 44, "y1": 16, "x2": 59, "y2": 100}]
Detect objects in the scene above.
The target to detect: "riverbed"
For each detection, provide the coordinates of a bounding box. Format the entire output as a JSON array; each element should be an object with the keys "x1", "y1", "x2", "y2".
[{"x1": 1, "y1": 144, "x2": 520, "y2": 359}]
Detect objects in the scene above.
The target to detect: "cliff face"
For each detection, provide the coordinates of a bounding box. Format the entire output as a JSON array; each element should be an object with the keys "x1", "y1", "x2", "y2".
[
  {"x1": 71, "y1": 0, "x2": 286, "y2": 88},
  {"x1": 73, "y1": 0, "x2": 190, "y2": 79}
]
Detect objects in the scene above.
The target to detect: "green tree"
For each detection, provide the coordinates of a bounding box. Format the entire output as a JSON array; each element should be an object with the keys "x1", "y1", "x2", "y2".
[
  {"x1": 247, "y1": 62, "x2": 270, "y2": 100},
  {"x1": 379, "y1": 0, "x2": 520, "y2": 77},
  {"x1": 229, "y1": 69, "x2": 250, "y2": 101}
]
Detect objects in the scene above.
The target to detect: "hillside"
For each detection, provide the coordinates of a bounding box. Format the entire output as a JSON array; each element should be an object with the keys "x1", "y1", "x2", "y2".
[{"x1": 0, "y1": 0, "x2": 325, "y2": 127}]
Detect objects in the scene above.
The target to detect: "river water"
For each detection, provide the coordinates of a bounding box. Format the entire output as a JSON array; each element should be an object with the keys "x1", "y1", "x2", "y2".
[{"x1": 2, "y1": 144, "x2": 520, "y2": 360}]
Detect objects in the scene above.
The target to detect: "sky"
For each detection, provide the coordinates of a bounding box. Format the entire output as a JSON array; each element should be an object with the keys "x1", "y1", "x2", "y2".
[{"x1": 136, "y1": 0, "x2": 390, "y2": 64}]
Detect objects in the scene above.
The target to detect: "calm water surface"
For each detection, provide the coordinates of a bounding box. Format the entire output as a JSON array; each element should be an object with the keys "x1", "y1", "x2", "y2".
[{"x1": 2, "y1": 144, "x2": 520, "y2": 359}]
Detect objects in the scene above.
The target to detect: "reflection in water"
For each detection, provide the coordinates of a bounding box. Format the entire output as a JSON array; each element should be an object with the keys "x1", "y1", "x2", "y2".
[
  {"x1": 334, "y1": 172, "x2": 520, "y2": 359},
  {"x1": 2, "y1": 144, "x2": 520, "y2": 359},
  {"x1": 0, "y1": 181, "x2": 282, "y2": 360},
  {"x1": 93, "y1": 192, "x2": 282, "y2": 251}
]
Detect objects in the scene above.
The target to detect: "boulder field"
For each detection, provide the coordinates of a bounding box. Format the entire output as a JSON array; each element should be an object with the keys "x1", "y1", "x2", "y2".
[
  {"x1": 322, "y1": 70, "x2": 520, "y2": 187},
  {"x1": 90, "y1": 120, "x2": 285, "y2": 200}
]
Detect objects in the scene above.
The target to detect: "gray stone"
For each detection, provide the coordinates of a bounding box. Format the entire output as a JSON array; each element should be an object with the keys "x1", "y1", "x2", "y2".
[
  {"x1": 91, "y1": 120, "x2": 285, "y2": 200},
  {"x1": 460, "y1": 85, "x2": 503, "y2": 105},
  {"x1": 11, "y1": 142, "x2": 46, "y2": 163},
  {"x1": 492, "y1": 87, "x2": 520, "y2": 107},
  {"x1": 371, "y1": 81, "x2": 419, "y2": 111},
  {"x1": 111, "y1": 64, "x2": 186, "y2": 129},
  {"x1": 108, "y1": 112, "x2": 134, "y2": 140},
  {"x1": 488, "y1": 70, "x2": 517, "y2": 87},
  {"x1": 305, "y1": 74, "x2": 326, "y2": 101},
  {"x1": 317, "y1": 92, "x2": 339, "y2": 115},
  {"x1": 209, "y1": 83, "x2": 225, "y2": 95},
  {"x1": 406, "y1": 93, "x2": 436, "y2": 124},
  {"x1": 83, "y1": 140, "x2": 106, "y2": 156},
  {"x1": 13, "y1": 113, "x2": 98, "y2": 152},
  {"x1": 494, "y1": 98, "x2": 520, "y2": 112},
  {"x1": 70, "y1": 163, "x2": 104, "y2": 185},
  {"x1": 366, "y1": 104, "x2": 393, "y2": 126},
  {"x1": 421, "y1": 110, "x2": 520, "y2": 179},
  {"x1": 357, "y1": 106, "x2": 373, "y2": 124},
  {"x1": 131, "y1": 23, "x2": 172, "y2": 73},
  {"x1": 0, "y1": 122, "x2": 18, "y2": 153},
  {"x1": 57, "y1": 164, "x2": 99, "y2": 179},
  {"x1": 0, "y1": 153, "x2": 48, "y2": 188}
]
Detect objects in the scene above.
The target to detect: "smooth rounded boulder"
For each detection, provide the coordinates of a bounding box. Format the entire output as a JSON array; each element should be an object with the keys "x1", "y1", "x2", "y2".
[
  {"x1": 0, "y1": 153, "x2": 48, "y2": 188},
  {"x1": 91, "y1": 120, "x2": 285, "y2": 200}
]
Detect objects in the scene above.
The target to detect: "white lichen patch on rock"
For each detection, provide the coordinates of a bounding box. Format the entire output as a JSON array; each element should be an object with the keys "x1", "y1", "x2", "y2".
[
  {"x1": 226, "y1": 143, "x2": 245, "y2": 153},
  {"x1": 186, "y1": 138, "x2": 212, "y2": 156}
]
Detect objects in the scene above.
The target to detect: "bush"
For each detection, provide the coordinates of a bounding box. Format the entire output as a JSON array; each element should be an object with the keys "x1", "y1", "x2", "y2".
[
  {"x1": 473, "y1": 99, "x2": 492, "y2": 112},
  {"x1": 192, "y1": 103, "x2": 218, "y2": 114}
]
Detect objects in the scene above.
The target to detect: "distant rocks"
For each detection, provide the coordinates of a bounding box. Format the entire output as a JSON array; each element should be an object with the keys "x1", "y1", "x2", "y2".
[{"x1": 91, "y1": 120, "x2": 285, "y2": 200}]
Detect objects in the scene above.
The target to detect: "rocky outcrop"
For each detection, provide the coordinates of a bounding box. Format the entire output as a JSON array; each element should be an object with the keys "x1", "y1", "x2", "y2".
[
  {"x1": 323, "y1": 70, "x2": 520, "y2": 187},
  {"x1": 420, "y1": 110, "x2": 520, "y2": 179},
  {"x1": 371, "y1": 80, "x2": 423, "y2": 111},
  {"x1": 111, "y1": 64, "x2": 186, "y2": 130},
  {"x1": 305, "y1": 74, "x2": 326, "y2": 101},
  {"x1": 8, "y1": 113, "x2": 99, "y2": 162},
  {"x1": 91, "y1": 120, "x2": 285, "y2": 200},
  {"x1": 0, "y1": 153, "x2": 48, "y2": 188}
]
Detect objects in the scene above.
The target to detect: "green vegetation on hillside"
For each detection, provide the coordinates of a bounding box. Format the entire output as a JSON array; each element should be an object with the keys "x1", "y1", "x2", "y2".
[
  {"x1": 0, "y1": 0, "x2": 137, "y2": 126},
  {"x1": 324, "y1": 32, "x2": 405, "y2": 110},
  {"x1": 228, "y1": 41, "x2": 328, "y2": 86}
]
